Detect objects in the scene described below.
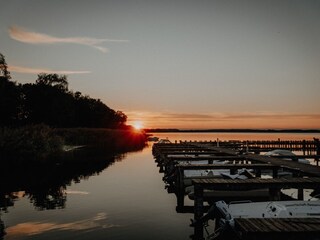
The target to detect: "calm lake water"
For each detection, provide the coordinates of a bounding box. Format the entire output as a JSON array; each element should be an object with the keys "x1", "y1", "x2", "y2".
[{"x1": 1, "y1": 132, "x2": 319, "y2": 240}]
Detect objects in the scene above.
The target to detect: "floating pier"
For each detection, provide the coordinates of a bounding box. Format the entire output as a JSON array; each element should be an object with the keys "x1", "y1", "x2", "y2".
[{"x1": 152, "y1": 139, "x2": 320, "y2": 240}]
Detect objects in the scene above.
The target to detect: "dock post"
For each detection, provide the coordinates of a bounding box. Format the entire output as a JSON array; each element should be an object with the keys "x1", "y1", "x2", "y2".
[
  {"x1": 302, "y1": 140, "x2": 306, "y2": 155},
  {"x1": 269, "y1": 188, "x2": 281, "y2": 201},
  {"x1": 256, "y1": 169, "x2": 261, "y2": 178},
  {"x1": 176, "y1": 192, "x2": 185, "y2": 211},
  {"x1": 298, "y1": 189, "x2": 304, "y2": 200},
  {"x1": 194, "y1": 183, "x2": 204, "y2": 239},
  {"x1": 315, "y1": 138, "x2": 320, "y2": 166},
  {"x1": 176, "y1": 167, "x2": 185, "y2": 209},
  {"x1": 272, "y1": 168, "x2": 278, "y2": 178}
]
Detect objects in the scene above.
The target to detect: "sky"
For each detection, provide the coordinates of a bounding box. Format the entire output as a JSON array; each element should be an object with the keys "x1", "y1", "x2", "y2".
[{"x1": 1, "y1": 0, "x2": 320, "y2": 129}]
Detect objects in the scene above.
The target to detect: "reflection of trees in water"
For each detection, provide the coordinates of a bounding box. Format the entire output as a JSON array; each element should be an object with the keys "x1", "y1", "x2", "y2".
[
  {"x1": 28, "y1": 187, "x2": 67, "y2": 210},
  {"x1": 0, "y1": 217, "x2": 5, "y2": 240},
  {"x1": 0, "y1": 148, "x2": 126, "y2": 212}
]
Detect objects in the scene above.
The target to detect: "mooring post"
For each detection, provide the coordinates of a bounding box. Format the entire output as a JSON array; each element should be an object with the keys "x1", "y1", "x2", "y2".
[
  {"x1": 302, "y1": 140, "x2": 306, "y2": 155},
  {"x1": 315, "y1": 138, "x2": 320, "y2": 166},
  {"x1": 176, "y1": 168, "x2": 185, "y2": 210},
  {"x1": 272, "y1": 168, "x2": 278, "y2": 178},
  {"x1": 298, "y1": 189, "x2": 304, "y2": 200},
  {"x1": 256, "y1": 169, "x2": 261, "y2": 178},
  {"x1": 269, "y1": 188, "x2": 281, "y2": 201},
  {"x1": 176, "y1": 192, "x2": 185, "y2": 211},
  {"x1": 292, "y1": 172, "x2": 304, "y2": 200},
  {"x1": 194, "y1": 183, "x2": 204, "y2": 239}
]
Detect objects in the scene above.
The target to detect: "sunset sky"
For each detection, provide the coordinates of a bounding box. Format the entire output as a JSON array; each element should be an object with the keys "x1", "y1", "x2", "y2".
[{"x1": 1, "y1": 0, "x2": 320, "y2": 129}]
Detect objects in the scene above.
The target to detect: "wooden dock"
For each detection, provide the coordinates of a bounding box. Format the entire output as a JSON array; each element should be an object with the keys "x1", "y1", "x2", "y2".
[
  {"x1": 192, "y1": 177, "x2": 320, "y2": 223},
  {"x1": 234, "y1": 218, "x2": 320, "y2": 239},
  {"x1": 152, "y1": 139, "x2": 320, "y2": 239}
]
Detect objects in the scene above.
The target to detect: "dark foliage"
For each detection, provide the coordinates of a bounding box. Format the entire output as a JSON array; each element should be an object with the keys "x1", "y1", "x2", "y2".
[
  {"x1": 0, "y1": 54, "x2": 23, "y2": 126},
  {"x1": 0, "y1": 53, "x2": 127, "y2": 128}
]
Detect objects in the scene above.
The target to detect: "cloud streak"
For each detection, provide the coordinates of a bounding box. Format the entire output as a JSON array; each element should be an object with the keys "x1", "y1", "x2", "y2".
[
  {"x1": 9, "y1": 25, "x2": 129, "y2": 53},
  {"x1": 9, "y1": 65, "x2": 91, "y2": 75}
]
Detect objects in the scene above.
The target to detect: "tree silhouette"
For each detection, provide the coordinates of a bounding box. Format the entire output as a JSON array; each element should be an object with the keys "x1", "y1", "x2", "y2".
[
  {"x1": 0, "y1": 53, "x2": 128, "y2": 128},
  {"x1": 0, "y1": 54, "x2": 22, "y2": 126},
  {"x1": 0, "y1": 53, "x2": 11, "y2": 79},
  {"x1": 36, "y1": 73, "x2": 68, "y2": 92}
]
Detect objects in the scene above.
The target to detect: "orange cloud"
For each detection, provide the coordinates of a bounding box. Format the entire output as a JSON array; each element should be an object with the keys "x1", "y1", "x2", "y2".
[{"x1": 9, "y1": 65, "x2": 91, "y2": 75}]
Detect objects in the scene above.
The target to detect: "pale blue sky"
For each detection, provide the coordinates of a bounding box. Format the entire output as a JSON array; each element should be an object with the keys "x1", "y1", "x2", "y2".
[{"x1": 1, "y1": 0, "x2": 320, "y2": 129}]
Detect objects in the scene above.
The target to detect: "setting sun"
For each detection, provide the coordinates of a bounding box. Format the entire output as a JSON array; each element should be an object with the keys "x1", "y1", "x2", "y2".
[{"x1": 132, "y1": 121, "x2": 143, "y2": 130}]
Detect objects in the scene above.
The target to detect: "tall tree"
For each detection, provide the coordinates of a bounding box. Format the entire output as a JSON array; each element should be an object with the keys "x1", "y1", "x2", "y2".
[
  {"x1": 0, "y1": 53, "x2": 11, "y2": 80},
  {"x1": 0, "y1": 54, "x2": 128, "y2": 128},
  {"x1": 23, "y1": 74, "x2": 74, "y2": 127},
  {"x1": 0, "y1": 53, "x2": 22, "y2": 126}
]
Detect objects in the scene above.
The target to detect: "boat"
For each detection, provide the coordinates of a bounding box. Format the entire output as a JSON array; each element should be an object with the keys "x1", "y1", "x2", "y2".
[
  {"x1": 147, "y1": 136, "x2": 159, "y2": 141},
  {"x1": 259, "y1": 149, "x2": 310, "y2": 177},
  {"x1": 215, "y1": 199, "x2": 320, "y2": 223},
  {"x1": 158, "y1": 138, "x2": 171, "y2": 144},
  {"x1": 183, "y1": 159, "x2": 232, "y2": 178},
  {"x1": 200, "y1": 199, "x2": 320, "y2": 239},
  {"x1": 265, "y1": 149, "x2": 310, "y2": 164}
]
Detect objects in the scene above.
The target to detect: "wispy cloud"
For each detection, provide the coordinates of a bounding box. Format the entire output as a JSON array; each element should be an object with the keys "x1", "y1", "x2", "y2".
[
  {"x1": 9, "y1": 25, "x2": 129, "y2": 53},
  {"x1": 9, "y1": 65, "x2": 91, "y2": 75}
]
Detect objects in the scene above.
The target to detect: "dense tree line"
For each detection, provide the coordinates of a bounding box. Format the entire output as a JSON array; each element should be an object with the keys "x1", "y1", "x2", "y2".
[{"x1": 0, "y1": 53, "x2": 127, "y2": 128}]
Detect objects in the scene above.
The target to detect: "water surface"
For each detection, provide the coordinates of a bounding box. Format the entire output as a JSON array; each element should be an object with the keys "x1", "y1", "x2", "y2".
[{"x1": 1, "y1": 132, "x2": 319, "y2": 240}]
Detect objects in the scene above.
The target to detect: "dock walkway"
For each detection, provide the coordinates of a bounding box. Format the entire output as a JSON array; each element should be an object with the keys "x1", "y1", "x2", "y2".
[
  {"x1": 190, "y1": 143, "x2": 320, "y2": 177},
  {"x1": 234, "y1": 218, "x2": 320, "y2": 239},
  {"x1": 152, "y1": 140, "x2": 320, "y2": 239}
]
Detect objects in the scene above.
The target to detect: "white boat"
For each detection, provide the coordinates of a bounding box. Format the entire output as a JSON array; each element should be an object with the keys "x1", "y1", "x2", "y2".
[
  {"x1": 158, "y1": 138, "x2": 171, "y2": 144},
  {"x1": 214, "y1": 199, "x2": 320, "y2": 228},
  {"x1": 147, "y1": 136, "x2": 159, "y2": 141},
  {"x1": 164, "y1": 156, "x2": 254, "y2": 187},
  {"x1": 261, "y1": 149, "x2": 310, "y2": 177},
  {"x1": 196, "y1": 199, "x2": 320, "y2": 239},
  {"x1": 183, "y1": 160, "x2": 231, "y2": 178},
  {"x1": 265, "y1": 149, "x2": 310, "y2": 164}
]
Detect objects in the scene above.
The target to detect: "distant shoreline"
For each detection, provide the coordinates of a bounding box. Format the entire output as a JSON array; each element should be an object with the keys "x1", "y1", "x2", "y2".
[{"x1": 145, "y1": 128, "x2": 320, "y2": 133}]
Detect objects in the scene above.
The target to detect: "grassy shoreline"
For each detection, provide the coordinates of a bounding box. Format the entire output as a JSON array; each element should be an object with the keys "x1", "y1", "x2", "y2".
[{"x1": 0, "y1": 125, "x2": 147, "y2": 163}]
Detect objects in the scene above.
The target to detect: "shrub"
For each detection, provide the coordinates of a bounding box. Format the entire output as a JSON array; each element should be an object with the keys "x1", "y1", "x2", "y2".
[{"x1": 0, "y1": 124, "x2": 64, "y2": 162}]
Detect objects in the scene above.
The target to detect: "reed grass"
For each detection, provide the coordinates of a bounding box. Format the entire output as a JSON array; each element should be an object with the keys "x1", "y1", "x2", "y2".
[
  {"x1": 0, "y1": 124, "x2": 64, "y2": 162},
  {"x1": 0, "y1": 125, "x2": 147, "y2": 163}
]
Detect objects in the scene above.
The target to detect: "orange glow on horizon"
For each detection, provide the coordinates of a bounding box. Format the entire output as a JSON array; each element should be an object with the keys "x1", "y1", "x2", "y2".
[
  {"x1": 126, "y1": 111, "x2": 320, "y2": 130},
  {"x1": 132, "y1": 121, "x2": 144, "y2": 130}
]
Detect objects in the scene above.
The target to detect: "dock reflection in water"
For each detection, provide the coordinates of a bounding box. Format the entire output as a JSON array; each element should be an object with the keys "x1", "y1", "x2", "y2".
[{"x1": 1, "y1": 132, "x2": 319, "y2": 240}]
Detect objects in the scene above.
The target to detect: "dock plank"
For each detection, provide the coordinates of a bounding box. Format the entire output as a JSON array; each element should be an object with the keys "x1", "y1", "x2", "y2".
[
  {"x1": 192, "y1": 177, "x2": 320, "y2": 190},
  {"x1": 235, "y1": 218, "x2": 320, "y2": 233}
]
